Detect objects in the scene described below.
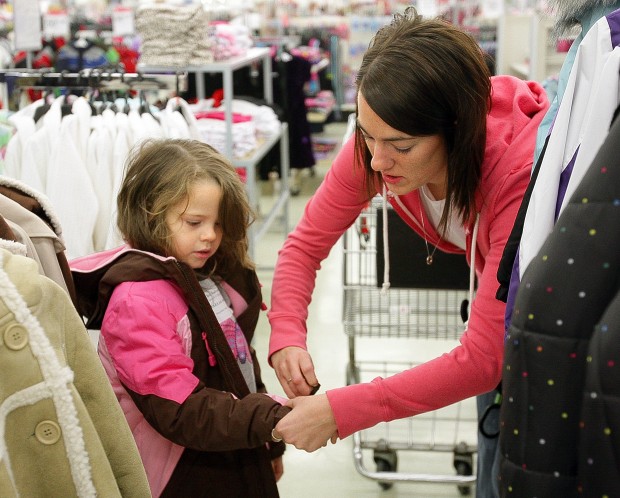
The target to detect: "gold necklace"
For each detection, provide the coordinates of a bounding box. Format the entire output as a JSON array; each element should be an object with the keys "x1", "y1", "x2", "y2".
[{"x1": 419, "y1": 203, "x2": 442, "y2": 265}]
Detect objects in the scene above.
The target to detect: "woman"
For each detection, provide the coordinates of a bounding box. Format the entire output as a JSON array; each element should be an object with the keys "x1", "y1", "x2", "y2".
[{"x1": 269, "y1": 8, "x2": 549, "y2": 496}]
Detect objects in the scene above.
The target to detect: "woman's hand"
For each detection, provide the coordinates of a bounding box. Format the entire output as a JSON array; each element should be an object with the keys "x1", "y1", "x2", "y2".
[
  {"x1": 271, "y1": 456, "x2": 284, "y2": 482},
  {"x1": 274, "y1": 394, "x2": 339, "y2": 452},
  {"x1": 271, "y1": 346, "x2": 320, "y2": 398}
]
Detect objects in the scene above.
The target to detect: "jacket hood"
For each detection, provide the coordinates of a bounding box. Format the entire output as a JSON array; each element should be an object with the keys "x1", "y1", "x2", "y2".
[
  {"x1": 0, "y1": 175, "x2": 64, "y2": 238},
  {"x1": 70, "y1": 245, "x2": 263, "y2": 399},
  {"x1": 548, "y1": 0, "x2": 620, "y2": 35},
  {"x1": 483, "y1": 76, "x2": 549, "y2": 188},
  {"x1": 70, "y1": 245, "x2": 180, "y2": 329},
  {"x1": 71, "y1": 245, "x2": 261, "y2": 330}
]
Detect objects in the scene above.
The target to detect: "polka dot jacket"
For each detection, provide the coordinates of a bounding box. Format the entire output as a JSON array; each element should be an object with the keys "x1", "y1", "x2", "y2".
[{"x1": 499, "y1": 112, "x2": 620, "y2": 497}]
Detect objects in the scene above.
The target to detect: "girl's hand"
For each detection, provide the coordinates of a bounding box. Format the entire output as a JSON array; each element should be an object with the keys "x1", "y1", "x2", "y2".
[{"x1": 271, "y1": 455, "x2": 284, "y2": 482}]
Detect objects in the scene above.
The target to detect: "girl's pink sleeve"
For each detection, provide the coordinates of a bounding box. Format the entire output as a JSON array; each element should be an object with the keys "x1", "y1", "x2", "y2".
[
  {"x1": 267, "y1": 137, "x2": 370, "y2": 360},
  {"x1": 102, "y1": 280, "x2": 200, "y2": 404}
]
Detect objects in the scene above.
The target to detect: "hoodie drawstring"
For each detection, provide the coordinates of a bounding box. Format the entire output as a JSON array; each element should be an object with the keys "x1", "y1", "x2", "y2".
[
  {"x1": 465, "y1": 213, "x2": 480, "y2": 325},
  {"x1": 384, "y1": 192, "x2": 479, "y2": 325},
  {"x1": 380, "y1": 185, "x2": 391, "y2": 295}
]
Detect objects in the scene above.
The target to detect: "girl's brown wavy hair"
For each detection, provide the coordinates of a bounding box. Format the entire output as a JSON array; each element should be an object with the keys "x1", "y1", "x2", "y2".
[{"x1": 117, "y1": 138, "x2": 255, "y2": 275}]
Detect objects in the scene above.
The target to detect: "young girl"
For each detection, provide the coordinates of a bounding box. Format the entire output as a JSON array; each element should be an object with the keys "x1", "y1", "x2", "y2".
[{"x1": 70, "y1": 138, "x2": 290, "y2": 498}]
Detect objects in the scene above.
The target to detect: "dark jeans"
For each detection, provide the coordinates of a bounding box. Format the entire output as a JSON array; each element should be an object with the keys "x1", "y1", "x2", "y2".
[{"x1": 476, "y1": 389, "x2": 500, "y2": 498}]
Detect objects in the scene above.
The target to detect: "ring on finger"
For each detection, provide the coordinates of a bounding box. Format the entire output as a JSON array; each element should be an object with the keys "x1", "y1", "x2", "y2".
[{"x1": 271, "y1": 428, "x2": 283, "y2": 443}]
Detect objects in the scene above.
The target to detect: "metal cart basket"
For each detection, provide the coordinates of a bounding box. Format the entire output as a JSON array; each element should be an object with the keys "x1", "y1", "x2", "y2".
[{"x1": 342, "y1": 197, "x2": 478, "y2": 494}]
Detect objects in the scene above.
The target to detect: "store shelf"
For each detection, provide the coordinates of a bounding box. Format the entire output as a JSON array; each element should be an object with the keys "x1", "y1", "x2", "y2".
[
  {"x1": 510, "y1": 62, "x2": 530, "y2": 79},
  {"x1": 307, "y1": 109, "x2": 333, "y2": 124},
  {"x1": 529, "y1": 14, "x2": 569, "y2": 82},
  {"x1": 139, "y1": 48, "x2": 274, "y2": 157},
  {"x1": 497, "y1": 12, "x2": 571, "y2": 82},
  {"x1": 234, "y1": 123, "x2": 287, "y2": 168},
  {"x1": 496, "y1": 13, "x2": 531, "y2": 78},
  {"x1": 139, "y1": 47, "x2": 290, "y2": 260}
]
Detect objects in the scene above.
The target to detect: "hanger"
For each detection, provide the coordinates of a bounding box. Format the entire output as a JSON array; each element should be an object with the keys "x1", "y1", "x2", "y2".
[
  {"x1": 120, "y1": 74, "x2": 131, "y2": 114},
  {"x1": 78, "y1": 70, "x2": 98, "y2": 115},
  {"x1": 173, "y1": 72, "x2": 183, "y2": 112},
  {"x1": 131, "y1": 72, "x2": 161, "y2": 122},
  {"x1": 139, "y1": 91, "x2": 160, "y2": 124},
  {"x1": 33, "y1": 88, "x2": 53, "y2": 123},
  {"x1": 57, "y1": 71, "x2": 74, "y2": 118}
]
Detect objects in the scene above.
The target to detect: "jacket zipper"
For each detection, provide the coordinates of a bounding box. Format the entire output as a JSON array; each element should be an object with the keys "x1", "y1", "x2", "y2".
[{"x1": 174, "y1": 260, "x2": 243, "y2": 396}]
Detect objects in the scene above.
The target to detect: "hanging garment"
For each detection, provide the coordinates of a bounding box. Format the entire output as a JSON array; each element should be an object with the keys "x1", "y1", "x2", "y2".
[
  {"x1": 519, "y1": 9, "x2": 620, "y2": 273},
  {"x1": 0, "y1": 248, "x2": 151, "y2": 498},
  {"x1": 4, "y1": 91, "x2": 203, "y2": 257},
  {"x1": 3, "y1": 109, "x2": 37, "y2": 180},
  {"x1": 86, "y1": 114, "x2": 116, "y2": 251},
  {"x1": 46, "y1": 106, "x2": 99, "y2": 259},
  {"x1": 499, "y1": 105, "x2": 620, "y2": 498},
  {"x1": 273, "y1": 54, "x2": 315, "y2": 170},
  {"x1": 0, "y1": 175, "x2": 75, "y2": 302},
  {"x1": 497, "y1": 7, "x2": 620, "y2": 327},
  {"x1": 20, "y1": 96, "x2": 64, "y2": 193}
]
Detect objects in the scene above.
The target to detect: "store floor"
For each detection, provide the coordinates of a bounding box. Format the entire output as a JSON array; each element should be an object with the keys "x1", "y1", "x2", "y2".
[{"x1": 254, "y1": 121, "x2": 479, "y2": 498}]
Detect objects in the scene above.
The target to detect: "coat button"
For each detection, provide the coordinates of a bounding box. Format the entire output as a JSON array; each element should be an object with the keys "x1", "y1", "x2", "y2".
[
  {"x1": 35, "y1": 420, "x2": 62, "y2": 445},
  {"x1": 4, "y1": 324, "x2": 28, "y2": 350}
]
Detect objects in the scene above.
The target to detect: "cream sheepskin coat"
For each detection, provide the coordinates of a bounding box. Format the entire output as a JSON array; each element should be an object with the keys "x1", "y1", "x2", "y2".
[{"x1": 0, "y1": 248, "x2": 151, "y2": 498}]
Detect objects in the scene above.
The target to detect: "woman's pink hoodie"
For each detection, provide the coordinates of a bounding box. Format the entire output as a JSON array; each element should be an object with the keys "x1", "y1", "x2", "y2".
[{"x1": 268, "y1": 75, "x2": 549, "y2": 438}]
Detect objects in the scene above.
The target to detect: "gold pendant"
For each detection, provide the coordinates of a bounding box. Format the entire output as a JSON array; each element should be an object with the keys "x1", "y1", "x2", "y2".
[{"x1": 426, "y1": 255, "x2": 433, "y2": 265}]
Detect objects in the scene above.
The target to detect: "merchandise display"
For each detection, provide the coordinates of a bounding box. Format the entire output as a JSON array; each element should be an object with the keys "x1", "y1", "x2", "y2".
[{"x1": 135, "y1": 3, "x2": 215, "y2": 66}]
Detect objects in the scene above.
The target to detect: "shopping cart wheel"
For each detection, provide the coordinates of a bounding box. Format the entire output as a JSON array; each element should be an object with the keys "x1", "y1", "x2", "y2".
[
  {"x1": 373, "y1": 439, "x2": 397, "y2": 490},
  {"x1": 453, "y1": 442, "x2": 474, "y2": 496}
]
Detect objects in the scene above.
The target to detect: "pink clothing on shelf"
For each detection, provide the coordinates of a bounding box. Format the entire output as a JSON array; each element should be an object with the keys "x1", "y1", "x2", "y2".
[{"x1": 194, "y1": 111, "x2": 253, "y2": 123}]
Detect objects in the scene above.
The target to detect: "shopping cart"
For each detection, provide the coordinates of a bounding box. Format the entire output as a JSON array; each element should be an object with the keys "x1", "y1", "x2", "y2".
[{"x1": 342, "y1": 196, "x2": 478, "y2": 494}]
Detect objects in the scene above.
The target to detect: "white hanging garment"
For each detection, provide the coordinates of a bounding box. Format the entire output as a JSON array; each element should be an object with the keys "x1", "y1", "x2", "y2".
[
  {"x1": 519, "y1": 15, "x2": 620, "y2": 278},
  {"x1": 20, "y1": 96, "x2": 64, "y2": 193},
  {"x1": 46, "y1": 111, "x2": 98, "y2": 259}
]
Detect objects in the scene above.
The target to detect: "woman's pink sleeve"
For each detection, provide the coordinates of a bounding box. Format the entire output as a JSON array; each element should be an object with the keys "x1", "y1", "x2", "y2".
[{"x1": 268, "y1": 137, "x2": 370, "y2": 360}]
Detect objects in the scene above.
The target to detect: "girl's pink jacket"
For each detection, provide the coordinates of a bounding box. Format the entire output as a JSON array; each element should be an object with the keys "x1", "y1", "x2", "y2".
[{"x1": 268, "y1": 75, "x2": 549, "y2": 439}]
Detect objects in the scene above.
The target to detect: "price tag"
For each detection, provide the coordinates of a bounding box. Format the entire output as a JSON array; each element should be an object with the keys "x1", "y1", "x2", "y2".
[
  {"x1": 112, "y1": 7, "x2": 135, "y2": 37},
  {"x1": 13, "y1": 0, "x2": 43, "y2": 51},
  {"x1": 43, "y1": 12, "x2": 70, "y2": 39}
]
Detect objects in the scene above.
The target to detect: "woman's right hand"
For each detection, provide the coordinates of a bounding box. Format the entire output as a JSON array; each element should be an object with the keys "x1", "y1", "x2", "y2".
[
  {"x1": 274, "y1": 394, "x2": 338, "y2": 452},
  {"x1": 271, "y1": 346, "x2": 320, "y2": 398}
]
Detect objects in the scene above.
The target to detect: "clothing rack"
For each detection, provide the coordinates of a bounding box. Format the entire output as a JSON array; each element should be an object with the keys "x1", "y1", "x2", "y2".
[
  {"x1": 0, "y1": 68, "x2": 188, "y2": 112},
  {"x1": 0, "y1": 68, "x2": 188, "y2": 93},
  {"x1": 253, "y1": 35, "x2": 301, "y2": 52}
]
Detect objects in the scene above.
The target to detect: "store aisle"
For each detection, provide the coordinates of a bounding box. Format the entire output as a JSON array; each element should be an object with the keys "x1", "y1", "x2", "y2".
[{"x1": 253, "y1": 122, "x2": 478, "y2": 498}]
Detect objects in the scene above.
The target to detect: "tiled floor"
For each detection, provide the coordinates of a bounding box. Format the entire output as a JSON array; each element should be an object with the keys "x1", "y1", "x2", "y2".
[{"x1": 253, "y1": 121, "x2": 479, "y2": 497}]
